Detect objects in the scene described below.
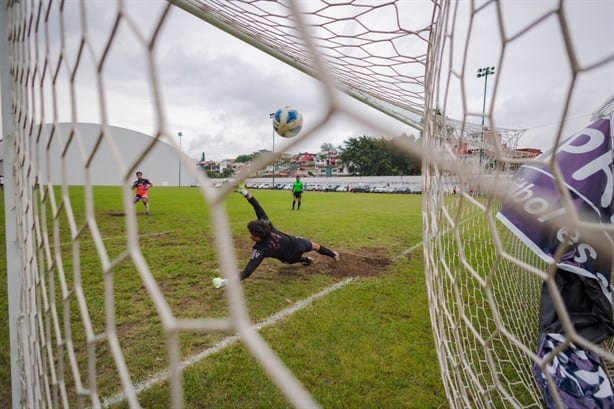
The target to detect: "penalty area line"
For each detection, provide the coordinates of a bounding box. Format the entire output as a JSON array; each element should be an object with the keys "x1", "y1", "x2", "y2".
[{"x1": 101, "y1": 277, "x2": 356, "y2": 408}]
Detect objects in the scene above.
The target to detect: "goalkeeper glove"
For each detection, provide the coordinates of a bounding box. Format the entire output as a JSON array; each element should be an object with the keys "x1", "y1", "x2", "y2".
[
  {"x1": 237, "y1": 183, "x2": 249, "y2": 198},
  {"x1": 212, "y1": 277, "x2": 227, "y2": 289}
]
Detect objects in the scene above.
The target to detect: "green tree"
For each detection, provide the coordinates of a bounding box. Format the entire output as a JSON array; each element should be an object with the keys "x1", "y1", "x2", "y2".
[
  {"x1": 320, "y1": 142, "x2": 334, "y2": 152},
  {"x1": 339, "y1": 135, "x2": 420, "y2": 176},
  {"x1": 235, "y1": 153, "x2": 259, "y2": 163}
]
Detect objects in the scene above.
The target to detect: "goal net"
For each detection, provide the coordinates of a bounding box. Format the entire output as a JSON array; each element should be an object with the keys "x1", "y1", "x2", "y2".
[{"x1": 1, "y1": 1, "x2": 613, "y2": 408}]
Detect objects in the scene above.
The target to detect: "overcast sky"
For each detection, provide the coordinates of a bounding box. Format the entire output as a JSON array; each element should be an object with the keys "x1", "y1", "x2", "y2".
[
  {"x1": 46, "y1": 0, "x2": 415, "y2": 162},
  {"x1": 39, "y1": 0, "x2": 614, "y2": 162}
]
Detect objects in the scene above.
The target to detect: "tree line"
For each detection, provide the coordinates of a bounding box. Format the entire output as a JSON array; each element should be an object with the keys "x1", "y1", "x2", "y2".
[
  {"x1": 207, "y1": 134, "x2": 421, "y2": 178},
  {"x1": 339, "y1": 135, "x2": 421, "y2": 176}
]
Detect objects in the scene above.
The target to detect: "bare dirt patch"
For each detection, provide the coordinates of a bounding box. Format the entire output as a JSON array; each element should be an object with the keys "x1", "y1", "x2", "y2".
[
  {"x1": 100, "y1": 211, "x2": 126, "y2": 217},
  {"x1": 235, "y1": 239, "x2": 391, "y2": 278}
]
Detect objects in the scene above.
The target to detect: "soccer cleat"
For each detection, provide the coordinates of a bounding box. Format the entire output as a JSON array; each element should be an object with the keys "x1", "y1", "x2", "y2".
[
  {"x1": 303, "y1": 256, "x2": 314, "y2": 266},
  {"x1": 333, "y1": 251, "x2": 340, "y2": 262},
  {"x1": 212, "y1": 277, "x2": 227, "y2": 289}
]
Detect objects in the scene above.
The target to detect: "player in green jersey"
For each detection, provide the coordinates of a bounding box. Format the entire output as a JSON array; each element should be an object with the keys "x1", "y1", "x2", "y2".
[{"x1": 292, "y1": 176, "x2": 304, "y2": 210}]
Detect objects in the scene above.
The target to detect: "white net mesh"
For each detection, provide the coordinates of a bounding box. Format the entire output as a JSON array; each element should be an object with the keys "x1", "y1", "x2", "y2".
[
  {"x1": 424, "y1": 1, "x2": 614, "y2": 408},
  {"x1": 1, "y1": 0, "x2": 613, "y2": 408}
]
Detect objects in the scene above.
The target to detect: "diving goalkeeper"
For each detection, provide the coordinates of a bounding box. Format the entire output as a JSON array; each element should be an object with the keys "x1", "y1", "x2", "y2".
[{"x1": 212, "y1": 186, "x2": 339, "y2": 289}]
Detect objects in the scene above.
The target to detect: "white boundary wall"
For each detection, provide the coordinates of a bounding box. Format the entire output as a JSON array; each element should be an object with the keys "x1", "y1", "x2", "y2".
[{"x1": 246, "y1": 175, "x2": 423, "y2": 188}]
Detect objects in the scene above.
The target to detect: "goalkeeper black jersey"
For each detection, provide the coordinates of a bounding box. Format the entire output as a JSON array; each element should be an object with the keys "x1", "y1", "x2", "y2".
[{"x1": 240, "y1": 197, "x2": 312, "y2": 280}]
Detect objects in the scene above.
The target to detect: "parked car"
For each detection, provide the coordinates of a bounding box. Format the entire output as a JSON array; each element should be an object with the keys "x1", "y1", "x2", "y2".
[
  {"x1": 323, "y1": 184, "x2": 338, "y2": 192},
  {"x1": 351, "y1": 183, "x2": 370, "y2": 193}
]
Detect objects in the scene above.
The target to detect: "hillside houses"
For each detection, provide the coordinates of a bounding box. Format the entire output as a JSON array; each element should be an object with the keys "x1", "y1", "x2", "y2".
[
  {"x1": 196, "y1": 136, "x2": 542, "y2": 180},
  {"x1": 197, "y1": 148, "x2": 349, "y2": 178}
]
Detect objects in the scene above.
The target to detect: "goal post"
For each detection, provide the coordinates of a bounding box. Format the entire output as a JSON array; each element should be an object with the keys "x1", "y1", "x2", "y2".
[{"x1": 0, "y1": 3, "x2": 24, "y2": 407}]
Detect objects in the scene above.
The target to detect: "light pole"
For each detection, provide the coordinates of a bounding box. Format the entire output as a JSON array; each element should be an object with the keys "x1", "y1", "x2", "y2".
[
  {"x1": 476, "y1": 66, "x2": 495, "y2": 169},
  {"x1": 269, "y1": 113, "x2": 275, "y2": 189},
  {"x1": 178, "y1": 131, "x2": 182, "y2": 187}
]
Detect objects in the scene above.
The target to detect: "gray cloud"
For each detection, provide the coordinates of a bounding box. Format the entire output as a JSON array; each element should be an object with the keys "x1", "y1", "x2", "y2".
[{"x1": 41, "y1": 0, "x2": 613, "y2": 161}]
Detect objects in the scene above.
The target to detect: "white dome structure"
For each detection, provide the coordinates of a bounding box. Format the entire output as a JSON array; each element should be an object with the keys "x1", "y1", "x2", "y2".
[{"x1": 36, "y1": 123, "x2": 186, "y2": 186}]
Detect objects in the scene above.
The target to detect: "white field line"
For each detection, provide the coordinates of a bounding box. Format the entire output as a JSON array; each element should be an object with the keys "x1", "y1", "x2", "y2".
[
  {"x1": 100, "y1": 241, "x2": 423, "y2": 408},
  {"x1": 396, "y1": 242, "x2": 422, "y2": 260},
  {"x1": 101, "y1": 278, "x2": 355, "y2": 408}
]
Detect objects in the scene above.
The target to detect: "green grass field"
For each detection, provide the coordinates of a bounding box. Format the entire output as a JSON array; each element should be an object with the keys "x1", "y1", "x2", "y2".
[{"x1": 0, "y1": 187, "x2": 446, "y2": 408}]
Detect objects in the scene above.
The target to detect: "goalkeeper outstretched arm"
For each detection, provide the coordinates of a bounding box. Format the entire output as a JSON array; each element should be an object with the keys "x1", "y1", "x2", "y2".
[
  {"x1": 247, "y1": 195, "x2": 272, "y2": 224},
  {"x1": 240, "y1": 249, "x2": 265, "y2": 280}
]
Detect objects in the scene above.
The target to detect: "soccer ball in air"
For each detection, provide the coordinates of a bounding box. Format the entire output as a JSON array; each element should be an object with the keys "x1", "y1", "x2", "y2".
[{"x1": 272, "y1": 106, "x2": 303, "y2": 138}]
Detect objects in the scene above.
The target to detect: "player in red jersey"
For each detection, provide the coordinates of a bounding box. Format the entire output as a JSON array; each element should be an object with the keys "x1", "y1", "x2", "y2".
[{"x1": 132, "y1": 171, "x2": 153, "y2": 215}]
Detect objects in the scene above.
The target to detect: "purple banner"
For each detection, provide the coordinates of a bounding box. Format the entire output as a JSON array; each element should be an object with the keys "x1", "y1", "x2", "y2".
[{"x1": 496, "y1": 118, "x2": 613, "y2": 296}]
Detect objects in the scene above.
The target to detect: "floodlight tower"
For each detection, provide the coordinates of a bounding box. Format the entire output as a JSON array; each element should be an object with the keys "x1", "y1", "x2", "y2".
[
  {"x1": 178, "y1": 131, "x2": 183, "y2": 187},
  {"x1": 477, "y1": 66, "x2": 495, "y2": 169},
  {"x1": 269, "y1": 112, "x2": 276, "y2": 189}
]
